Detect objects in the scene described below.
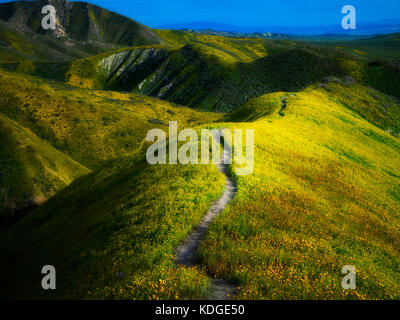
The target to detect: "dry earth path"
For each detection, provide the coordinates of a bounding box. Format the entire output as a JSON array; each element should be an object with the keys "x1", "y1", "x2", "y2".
[{"x1": 175, "y1": 130, "x2": 237, "y2": 300}]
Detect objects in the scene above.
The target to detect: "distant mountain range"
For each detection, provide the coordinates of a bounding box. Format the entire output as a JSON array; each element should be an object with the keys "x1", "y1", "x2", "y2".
[{"x1": 156, "y1": 19, "x2": 400, "y2": 36}]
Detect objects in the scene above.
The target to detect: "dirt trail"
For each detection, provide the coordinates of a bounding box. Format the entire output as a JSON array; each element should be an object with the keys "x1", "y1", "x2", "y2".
[
  {"x1": 279, "y1": 96, "x2": 288, "y2": 116},
  {"x1": 175, "y1": 130, "x2": 237, "y2": 300}
]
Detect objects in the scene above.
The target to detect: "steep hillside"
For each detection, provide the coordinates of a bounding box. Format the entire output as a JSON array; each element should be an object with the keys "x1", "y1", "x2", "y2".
[
  {"x1": 0, "y1": 69, "x2": 222, "y2": 169},
  {"x1": 0, "y1": 112, "x2": 90, "y2": 227},
  {"x1": 0, "y1": 0, "x2": 161, "y2": 47},
  {"x1": 0, "y1": 19, "x2": 117, "y2": 65},
  {"x1": 0, "y1": 0, "x2": 162, "y2": 70}
]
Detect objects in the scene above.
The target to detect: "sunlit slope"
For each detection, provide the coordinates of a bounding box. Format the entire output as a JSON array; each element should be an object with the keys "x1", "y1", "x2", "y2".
[
  {"x1": 155, "y1": 29, "x2": 272, "y2": 63},
  {"x1": 325, "y1": 78, "x2": 400, "y2": 137},
  {"x1": 0, "y1": 155, "x2": 225, "y2": 299},
  {"x1": 229, "y1": 77, "x2": 400, "y2": 137},
  {"x1": 0, "y1": 70, "x2": 222, "y2": 169},
  {"x1": 0, "y1": 112, "x2": 90, "y2": 226},
  {"x1": 200, "y1": 79, "x2": 400, "y2": 299}
]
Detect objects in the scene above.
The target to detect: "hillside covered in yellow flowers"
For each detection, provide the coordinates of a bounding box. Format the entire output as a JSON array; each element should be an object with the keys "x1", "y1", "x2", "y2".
[{"x1": 1, "y1": 0, "x2": 400, "y2": 301}]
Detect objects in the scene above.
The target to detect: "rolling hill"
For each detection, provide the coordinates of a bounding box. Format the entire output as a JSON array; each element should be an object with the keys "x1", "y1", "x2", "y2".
[
  {"x1": 1, "y1": 5, "x2": 399, "y2": 113},
  {"x1": 0, "y1": 0, "x2": 399, "y2": 301},
  {"x1": 200, "y1": 79, "x2": 400, "y2": 299},
  {"x1": 0, "y1": 111, "x2": 90, "y2": 228},
  {"x1": 1, "y1": 77, "x2": 399, "y2": 299},
  {"x1": 319, "y1": 33, "x2": 400, "y2": 60},
  {"x1": 0, "y1": 69, "x2": 221, "y2": 169},
  {"x1": 57, "y1": 30, "x2": 400, "y2": 111},
  {"x1": 0, "y1": 148, "x2": 225, "y2": 299},
  {"x1": 0, "y1": 68, "x2": 222, "y2": 224}
]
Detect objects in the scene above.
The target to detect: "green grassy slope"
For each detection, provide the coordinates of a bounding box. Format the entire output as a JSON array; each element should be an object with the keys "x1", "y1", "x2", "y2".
[
  {"x1": 199, "y1": 79, "x2": 400, "y2": 299},
  {"x1": 0, "y1": 69, "x2": 222, "y2": 169},
  {"x1": 228, "y1": 76, "x2": 400, "y2": 137},
  {"x1": 0, "y1": 112, "x2": 90, "y2": 227},
  {"x1": 0, "y1": 64, "x2": 226, "y2": 299},
  {"x1": 0, "y1": 154, "x2": 225, "y2": 299}
]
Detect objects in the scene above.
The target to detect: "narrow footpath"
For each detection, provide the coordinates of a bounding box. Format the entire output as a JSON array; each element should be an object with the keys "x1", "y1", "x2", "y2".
[{"x1": 175, "y1": 130, "x2": 237, "y2": 300}]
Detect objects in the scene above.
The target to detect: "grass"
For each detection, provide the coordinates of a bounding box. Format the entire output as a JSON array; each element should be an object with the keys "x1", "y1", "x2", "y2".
[
  {"x1": 198, "y1": 80, "x2": 400, "y2": 299},
  {"x1": 155, "y1": 29, "x2": 271, "y2": 64},
  {"x1": 0, "y1": 112, "x2": 90, "y2": 225},
  {"x1": 0, "y1": 0, "x2": 161, "y2": 51},
  {"x1": 0, "y1": 1, "x2": 163, "y2": 82},
  {"x1": 0, "y1": 20, "x2": 120, "y2": 64},
  {"x1": 0, "y1": 153, "x2": 225, "y2": 299},
  {"x1": 64, "y1": 44, "x2": 168, "y2": 89},
  {"x1": 0, "y1": 68, "x2": 226, "y2": 299},
  {"x1": 0, "y1": 69, "x2": 222, "y2": 169},
  {"x1": 227, "y1": 92, "x2": 283, "y2": 122},
  {"x1": 1, "y1": 76, "x2": 399, "y2": 299}
]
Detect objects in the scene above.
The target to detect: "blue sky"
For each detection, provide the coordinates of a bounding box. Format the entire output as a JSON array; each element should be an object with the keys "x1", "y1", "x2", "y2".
[
  {"x1": 73, "y1": 0, "x2": 400, "y2": 27},
  {"x1": 1, "y1": 0, "x2": 399, "y2": 27}
]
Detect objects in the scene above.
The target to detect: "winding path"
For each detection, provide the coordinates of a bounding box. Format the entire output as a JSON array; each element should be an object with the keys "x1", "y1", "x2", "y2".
[
  {"x1": 175, "y1": 130, "x2": 237, "y2": 300},
  {"x1": 279, "y1": 96, "x2": 288, "y2": 116}
]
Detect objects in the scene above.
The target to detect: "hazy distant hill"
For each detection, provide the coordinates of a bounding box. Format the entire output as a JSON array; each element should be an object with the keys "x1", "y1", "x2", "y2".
[{"x1": 157, "y1": 19, "x2": 400, "y2": 36}]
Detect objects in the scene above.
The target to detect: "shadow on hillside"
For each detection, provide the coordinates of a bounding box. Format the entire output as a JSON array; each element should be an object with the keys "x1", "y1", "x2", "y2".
[{"x1": 0, "y1": 122, "x2": 40, "y2": 229}]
